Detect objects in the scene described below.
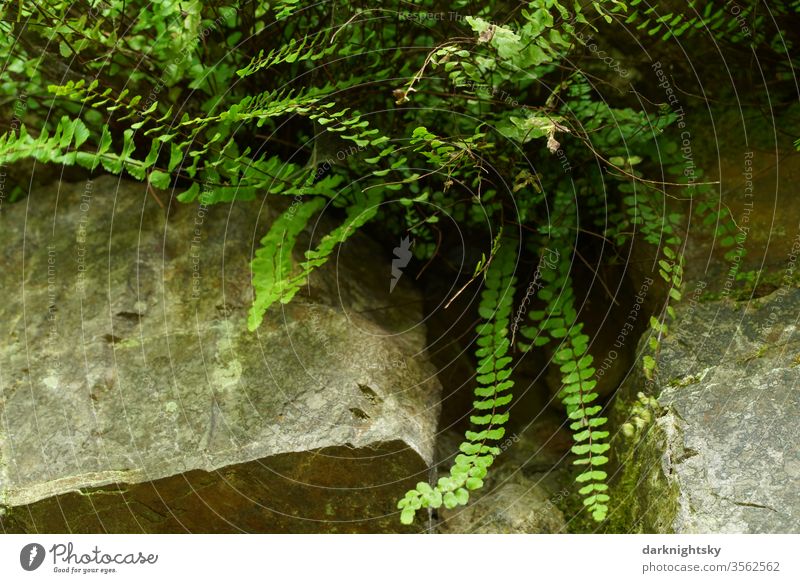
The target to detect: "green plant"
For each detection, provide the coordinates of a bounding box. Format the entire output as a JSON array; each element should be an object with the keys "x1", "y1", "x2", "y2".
[
  {"x1": 608, "y1": 0, "x2": 800, "y2": 59},
  {"x1": 397, "y1": 235, "x2": 517, "y2": 524},
  {"x1": 518, "y1": 250, "x2": 611, "y2": 519},
  {"x1": 608, "y1": 0, "x2": 757, "y2": 42},
  {"x1": 1, "y1": 0, "x2": 794, "y2": 527}
]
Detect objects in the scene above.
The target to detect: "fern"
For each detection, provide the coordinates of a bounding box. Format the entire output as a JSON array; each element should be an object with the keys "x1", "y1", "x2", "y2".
[
  {"x1": 397, "y1": 237, "x2": 517, "y2": 525},
  {"x1": 44, "y1": 76, "x2": 390, "y2": 198},
  {"x1": 554, "y1": 315, "x2": 610, "y2": 521},
  {"x1": 518, "y1": 250, "x2": 610, "y2": 519},
  {"x1": 236, "y1": 30, "x2": 334, "y2": 78},
  {"x1": 248, "y1": 197, "x2": 327, "y2": 329},
  {"x1": 2, "y1": 0, "x2": 794, "y2": 530},
  {"x1": 606, "y1": 0, "x2": 758, "y2": 43},
  {"x1": 248, "y1": 189, "x2": 383, "y2": 330},
  {"x1": 0, "y1": 117, "x2": 162, "y2": 182},
  {"x1": 10, "y1": 77, "x2": 393, "y2": 334}
]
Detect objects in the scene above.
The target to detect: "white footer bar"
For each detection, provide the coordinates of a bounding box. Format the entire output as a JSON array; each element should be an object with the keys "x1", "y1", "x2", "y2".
[{"x1": 1, "y1": 534, "x2": 797, "y2": 582}]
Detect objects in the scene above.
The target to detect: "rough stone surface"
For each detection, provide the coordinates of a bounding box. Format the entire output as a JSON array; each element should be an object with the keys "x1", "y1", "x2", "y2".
[
  {"x1": 611, "y1": 289, "x2": 800, "y2": 533},
  {"x1": 438, "y1": 481, "x2": 566, "y2": 534},
  {"x1": 0, "y1": 176, "x2": 441, "y2": 533},
  {"x1": 680, "y1": 110, "x2": 800, "y2": 288},
  {"x1": 434, "y1": 426, "x2": 569, "y2": 534}
]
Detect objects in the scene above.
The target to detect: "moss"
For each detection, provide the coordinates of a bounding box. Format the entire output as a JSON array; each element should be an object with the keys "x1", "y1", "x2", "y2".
[
  {"x1": 668, "y1": 367, "x2": 711, "y2": 388},
  {"x1": 738, "y1": 344, "x2": 768, "y2": 364},
  {"x1": 696, "y1": 264, "x2": 800, "y2": 304},
  {"x1": 735, "y1": 268, "x2": 800, "y2": 301},
  {"x1": 699, "y1": 290, "x2": 722, "y2": 302},
  {"x1": 606, "y1": 373, "x2": 680, "y2": 533},
  {"x1": 606, "y1": 416, "x2": 681, "y2": 533},
  {"x1": 668, "y1": 374, "x2": 699, "y2": 388}
]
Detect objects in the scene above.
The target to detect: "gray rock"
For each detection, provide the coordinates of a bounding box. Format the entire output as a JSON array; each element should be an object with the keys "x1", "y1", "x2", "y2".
[
  {"x1": 438, "y1": 481, "x2": 566, "y2": 534},
  {"x1": 434, "y1": 427, "x2": 569, "y2": 533},
  {"x1": 0, "y1": 176, "x2": 441, "y2": 533},
  {"x1": 611, "y1": 288, "x2": 800, "y2": 533}
]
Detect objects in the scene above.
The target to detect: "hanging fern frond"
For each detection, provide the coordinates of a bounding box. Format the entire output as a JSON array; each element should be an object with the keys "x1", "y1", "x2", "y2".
[
  {"x1": 551, "y1": 296, "x2": 610, "y2": 522},
  {"x1": 518, "y1": 249, "x2": 610, "y2": 520},
  {"x1": 397, "y1": 237, "x2": 518, "y2": 525}
]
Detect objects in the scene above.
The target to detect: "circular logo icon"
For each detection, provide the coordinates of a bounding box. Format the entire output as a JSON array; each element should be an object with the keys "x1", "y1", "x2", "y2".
[{"x1": 20, "y1": 543, "x2": 46, "y2": 571}]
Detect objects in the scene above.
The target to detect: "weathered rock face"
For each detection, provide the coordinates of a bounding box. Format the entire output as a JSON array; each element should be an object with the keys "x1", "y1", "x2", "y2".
[
  {"x1": 611, "y1": 288, "x2": 800, "y2": 533},
  {"x1": 679, "y1": 110, "x2": 800, "y2": 291},
  {"x1": 0, "y1": 176, "x2": 441, "y2": 533},
  {"x1": 438, "y1": 482, "x2": 566, "y2": 534},
  {"x1": 434, "y1": 423, "x2": 570, "y2": 534}
]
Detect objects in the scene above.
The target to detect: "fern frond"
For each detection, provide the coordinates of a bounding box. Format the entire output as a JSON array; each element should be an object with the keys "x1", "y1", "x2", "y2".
[
  {"x1": 553, "y1": 312, "x2": 610, "y2": 522},
  {"x1": 397, "y1": 238, "x2": 518, "y2": 525},
  {"x1": 605, "y1": 177, "x2": 688, "y2": 379},
  {"x1": 247, "y1": 189, "x2": 382, "y2": 330},
  {"x1": 608, "y1": 0, "x2": 758, "y2": 43},
  {"x1": 518, "y1": 250, "x2": 610, "y2": 521},
  {"x1": 247, "y1": 197, "x2": 327, "y2": 331},
  {"x1": 237, "y1": 30, "x2": 334, "y2": 78},
  {"x1": 0, "y1": 118, "x2": 154, "y2": 180}
]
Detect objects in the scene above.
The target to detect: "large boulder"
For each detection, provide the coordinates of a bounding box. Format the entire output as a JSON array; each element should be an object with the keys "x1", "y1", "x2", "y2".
[
  {"x1": 610, "y1": 288, "x2": 800, "y2": 533},
  {"x1": 0, "y1": 176, "x2": 441, "y2": 533}
]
